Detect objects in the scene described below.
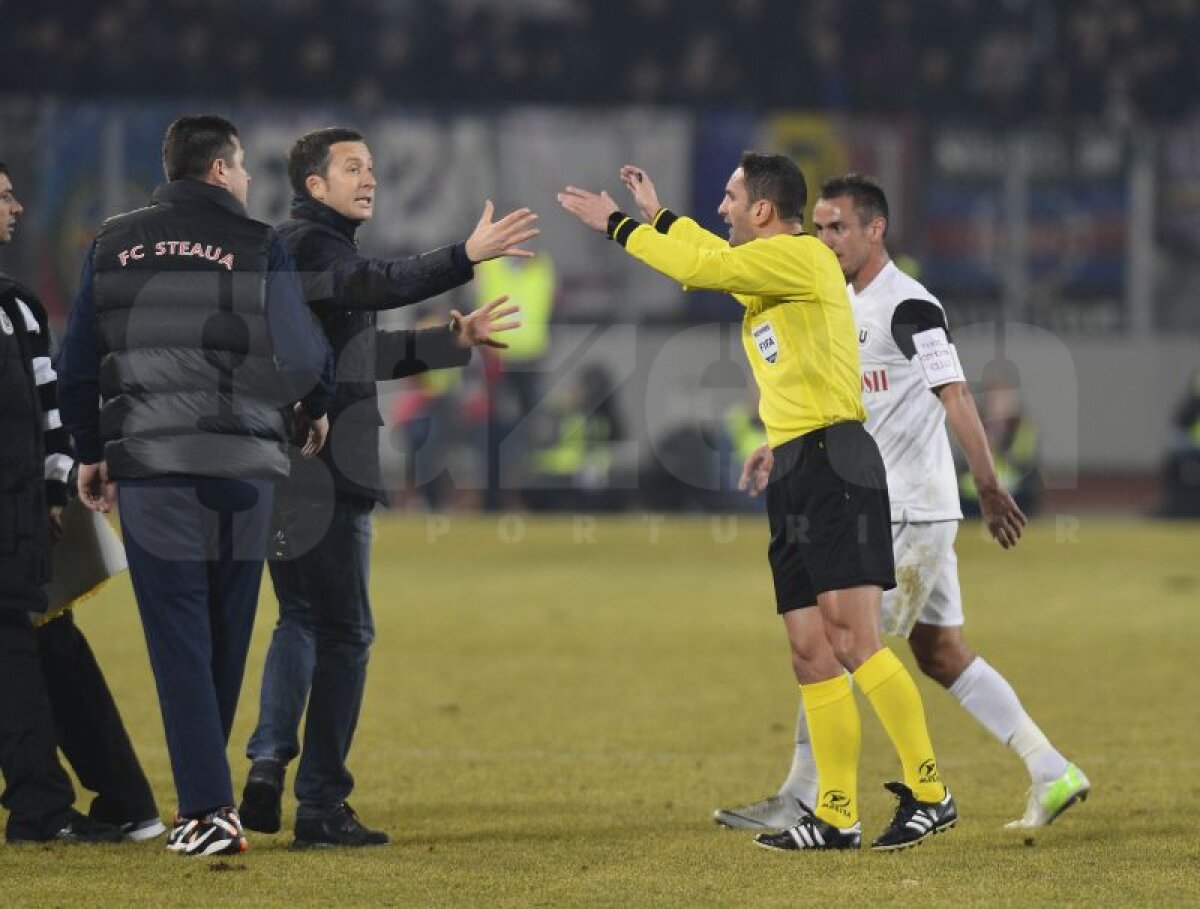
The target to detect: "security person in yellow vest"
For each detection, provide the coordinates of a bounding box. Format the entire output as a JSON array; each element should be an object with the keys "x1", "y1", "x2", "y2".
[
  {"x1": 1162, "y1": 367, "x2": 1200, "y2": 516},
  {"x1": 474, "y1": 254, "x2": 556, "y2": 420},
  {"x1": 959, "y1": 367, "x2": 1040, "y2": 517},
  {"x1": 526, "y1": 363, "x2": 622, "y2": 511},
  {"x1": 723, "y1": 400, "x2": 768, "y2": 511},
  {"x1": 475, "y1": 255, "x2": 556, "y2": 509}
]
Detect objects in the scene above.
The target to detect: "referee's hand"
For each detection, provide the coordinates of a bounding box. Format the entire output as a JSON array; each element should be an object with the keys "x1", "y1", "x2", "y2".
[
  {"x1": 619, "y1": 165, "x2": 663, "y2": 222},
  {"x1": 739, "y1": 444, "x2": 773, "y2": 498},
  {"x1": 557, "y1": 186, "x2": 619, "y2": 232}
]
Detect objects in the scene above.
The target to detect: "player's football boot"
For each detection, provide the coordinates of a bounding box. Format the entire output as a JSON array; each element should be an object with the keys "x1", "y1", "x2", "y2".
[
  {"x1": 755, "y1": 814, "x2": 862, "y2": 851},
  {"x1": 870, "y1": 782, "x2": 957, "y2": 851},
  {"x1": 713, "y1": 794, "x2": 811, "y2": 830},
  {"x1": 1005, "y1": 763, "x2": 1090, "y2": 829}
]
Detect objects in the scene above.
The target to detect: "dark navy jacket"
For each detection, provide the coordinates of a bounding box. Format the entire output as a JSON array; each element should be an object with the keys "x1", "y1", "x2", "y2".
[{"x1": 278, "y1": 197, "x2": 475, "y2": 504}]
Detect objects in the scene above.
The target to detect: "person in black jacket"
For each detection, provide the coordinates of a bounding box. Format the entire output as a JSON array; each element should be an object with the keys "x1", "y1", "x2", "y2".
[
  {"x1": 238, "y1": 127, "x2": 532, "y2": 848},
  {"x1": 58, "y1": 116, "x2": 335, "y2": 857},
  {"x1": 0, "y1": 162, "x2": 131, "y2": 845}
]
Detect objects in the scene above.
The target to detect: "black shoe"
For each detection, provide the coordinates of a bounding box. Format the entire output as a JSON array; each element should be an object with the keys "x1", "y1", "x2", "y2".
[
  {"x1": 755, "y1": 814, "x2": 862, "y2": 851},
  {"x1": 239, "y1": 758, "x2": 285, "y2": 834},
  {"x1": 293, "y1": 803, "x2": 388, "y2": 849},
  {"x1": 8, "y1": 810, "x2": 125, "y2": 844},
  {"x1": 871, "y1": 782, "x2": 958, "y2": 852}
]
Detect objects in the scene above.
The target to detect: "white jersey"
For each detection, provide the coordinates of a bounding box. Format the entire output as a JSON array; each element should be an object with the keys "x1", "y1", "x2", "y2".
[{"x1": 850, "y1": 262, "x2": 964, "y2": 523}]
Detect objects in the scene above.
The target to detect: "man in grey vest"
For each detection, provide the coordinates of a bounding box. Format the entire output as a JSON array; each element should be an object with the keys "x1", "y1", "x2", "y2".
[{"x1": 58, "y1": 115, "x2": 334, "y2": 857}]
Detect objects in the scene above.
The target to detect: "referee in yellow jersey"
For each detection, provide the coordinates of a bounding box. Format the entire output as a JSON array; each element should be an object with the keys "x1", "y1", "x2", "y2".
[{"x1": 558, "y1": 153, "x2": 956, "y2": 852}]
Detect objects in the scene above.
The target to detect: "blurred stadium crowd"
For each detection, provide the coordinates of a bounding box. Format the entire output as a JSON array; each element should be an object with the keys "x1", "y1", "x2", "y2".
[{"x1": 6, "y1": 0, "x2": 1197, "y2": 121}]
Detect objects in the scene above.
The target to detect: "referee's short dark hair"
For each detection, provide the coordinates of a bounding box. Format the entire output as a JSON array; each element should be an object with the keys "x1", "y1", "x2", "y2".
[
  {"x1": 739, "y1": 151, "x2": 808, "y2": 223},
  {"x1": 820, "y1": 173, "x2": 890, "y2": 232},
  {"x1": 162, "y1": 115, "x2": 240, "y2": 182},
  {"x1": 288, "y1": 127, "x2": 366, "y2": 198}
]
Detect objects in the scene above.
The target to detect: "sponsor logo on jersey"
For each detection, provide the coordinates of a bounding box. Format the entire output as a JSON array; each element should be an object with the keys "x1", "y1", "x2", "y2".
[
  {"x1": 752, "y1": 321, "x2": 779, "y2": 364},
  {"x1": 862, "y1": 368, "x2": 889, "y2": 393},
  {"x1": 859, "y1": 328, "x2": 868, "y2": 344}
]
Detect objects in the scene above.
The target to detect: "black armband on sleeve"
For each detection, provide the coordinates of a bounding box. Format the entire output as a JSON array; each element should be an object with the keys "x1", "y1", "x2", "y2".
[
  {"x1": 606, "y1": 211, "x2": 641, "y2": 247},
  {"x1": 891, "y1": 298, "x2": 951, "y2": 359},
  {"x1": 651, "y1": 208, "x2": 678, "y2": 234}
]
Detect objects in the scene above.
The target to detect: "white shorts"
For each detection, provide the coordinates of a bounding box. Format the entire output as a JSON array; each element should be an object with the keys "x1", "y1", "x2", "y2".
[{"x1": 880, "y1": 521, "x2": 964, "y2": 638}]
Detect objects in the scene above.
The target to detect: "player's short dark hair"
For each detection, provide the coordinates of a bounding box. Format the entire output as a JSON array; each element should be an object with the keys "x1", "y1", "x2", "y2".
[
  {"x1": 162, "y1": 115, "x2": 240, "y2": 182},
  {"x1": 288, "y1": 127, "x2": 366, "y2": 197},
  {"x1": 820, "y1": 173, "x2": 890, "y2": 231},
  {"x1": 738, "y1": 151, "x2": 808, "y2": 223}
]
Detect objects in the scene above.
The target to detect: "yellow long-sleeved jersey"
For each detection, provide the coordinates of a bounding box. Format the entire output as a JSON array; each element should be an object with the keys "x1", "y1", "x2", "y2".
[{"x1": 612, "y1": 210, "x2": 865, "y2": 447}]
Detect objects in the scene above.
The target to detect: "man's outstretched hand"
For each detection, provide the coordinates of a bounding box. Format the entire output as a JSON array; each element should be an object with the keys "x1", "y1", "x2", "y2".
[
  {"x1": 619, "y1": 165, "x2": 663, "y2": 222},
  {"x1": 464, "y1": 200, "x2": 540, "y2": 263},
  {"x1": 451, "y1": 295, "x2": 521, "y2": 349},
  {"x1": 557, "y1": 186, "x2": 619, "y2": 232}
]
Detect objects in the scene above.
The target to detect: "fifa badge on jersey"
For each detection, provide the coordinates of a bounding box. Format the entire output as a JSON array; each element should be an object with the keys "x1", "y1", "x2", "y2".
[
  {"x1": 0, "y1": 310, "x2": 12, "y2": 336},
  {"x1": 752, "y1": 321, "x2": 779, "y2": 364}
]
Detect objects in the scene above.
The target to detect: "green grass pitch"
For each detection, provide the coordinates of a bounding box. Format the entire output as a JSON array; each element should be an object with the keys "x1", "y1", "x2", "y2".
[{"x1": 3, "y1": 515, "x2": 1198, "y2": 907}]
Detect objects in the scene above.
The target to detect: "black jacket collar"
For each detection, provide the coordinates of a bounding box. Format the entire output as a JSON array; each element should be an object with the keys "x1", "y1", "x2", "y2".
[
  {"x1": 290, "y1": 196, "x2": 362, "y2": 242},
  {"x1": 151, "y1": 179, "x2": 248, "y2": 218}
]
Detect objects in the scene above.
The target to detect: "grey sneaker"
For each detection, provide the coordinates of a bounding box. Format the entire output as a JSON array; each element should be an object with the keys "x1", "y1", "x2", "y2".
[
  {"x1": 120, "y1": 817, "x2": 167, "y2": 841},
  {"x1": 713, "y1": 794, "x2": 811, "y2": 831}
]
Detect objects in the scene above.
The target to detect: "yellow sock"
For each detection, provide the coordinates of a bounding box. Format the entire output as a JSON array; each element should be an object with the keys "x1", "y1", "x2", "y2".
[
  {"x1": 800, "y1": 674, "x2": 860, "y2": 828},
  {"x1": 853, "y1": 647, "x2": 946, "y2": 803}
]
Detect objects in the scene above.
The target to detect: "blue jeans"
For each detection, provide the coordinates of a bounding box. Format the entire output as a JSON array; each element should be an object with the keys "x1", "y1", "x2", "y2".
[{"x1": 247, "y1": 497, "x2": 374, "y2": 818}]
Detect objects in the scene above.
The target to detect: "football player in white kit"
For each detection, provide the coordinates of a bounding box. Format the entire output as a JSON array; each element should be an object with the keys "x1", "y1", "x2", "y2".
[{"x1": 716, "y1": 174, "x2": 1089, "y2": 833}]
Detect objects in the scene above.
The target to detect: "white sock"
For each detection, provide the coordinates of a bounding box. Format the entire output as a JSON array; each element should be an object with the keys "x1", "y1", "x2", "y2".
[
  {"x1": 777, "y1": 697, "x2": 820, "y2": 808},
  {"x1": 948, "y1": 656, "x2": 1069, "y2": 784}
]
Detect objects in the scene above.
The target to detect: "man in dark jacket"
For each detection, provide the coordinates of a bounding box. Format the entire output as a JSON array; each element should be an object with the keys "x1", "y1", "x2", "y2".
[
  {"x1": 0, "y1": 161, "x2": 132, "y2": 845},
  {"x1": 239, "y1": 127, "x2": 532, "y2": 848},
  {"x1": 58, "y1": 116, "x2": 335, "y2": 857}
]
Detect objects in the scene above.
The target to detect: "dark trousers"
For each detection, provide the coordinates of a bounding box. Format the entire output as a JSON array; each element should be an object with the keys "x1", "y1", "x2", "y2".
[
  {"x1": 0, "y1": 610, "x2": 75, "y2": 840},
  {"x1": 118, "y1": 476, "x2": 273, "y2": 818},
  {"x1": 249, "y1": 496, "x2": 374, "y2": 818},
  {"x1": 37, "y1": 610, "x2": 158, "y2": 825}
]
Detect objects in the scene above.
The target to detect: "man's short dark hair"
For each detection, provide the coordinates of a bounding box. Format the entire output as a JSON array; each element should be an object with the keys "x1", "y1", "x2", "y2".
[
  {"x1": 0, "y1": 161, "x2": 8, "y2": 178},
  {"x1": 162, "y1": 116, "x2": 240, "y2": 182},
  {"x1": 819, "y1": 173, "x2": 890, "y2": 231},
  {"x1": 739, "y1": 151, "x2": 808, "y2": 223},
  {"x1": 288, "y1": 127, "x2": 365, "y2": 197}
]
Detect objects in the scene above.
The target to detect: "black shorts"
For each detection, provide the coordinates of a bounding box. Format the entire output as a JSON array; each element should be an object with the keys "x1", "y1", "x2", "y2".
[{"x1": 766, "y1": 421, "x2": 896, "y2": 613}]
